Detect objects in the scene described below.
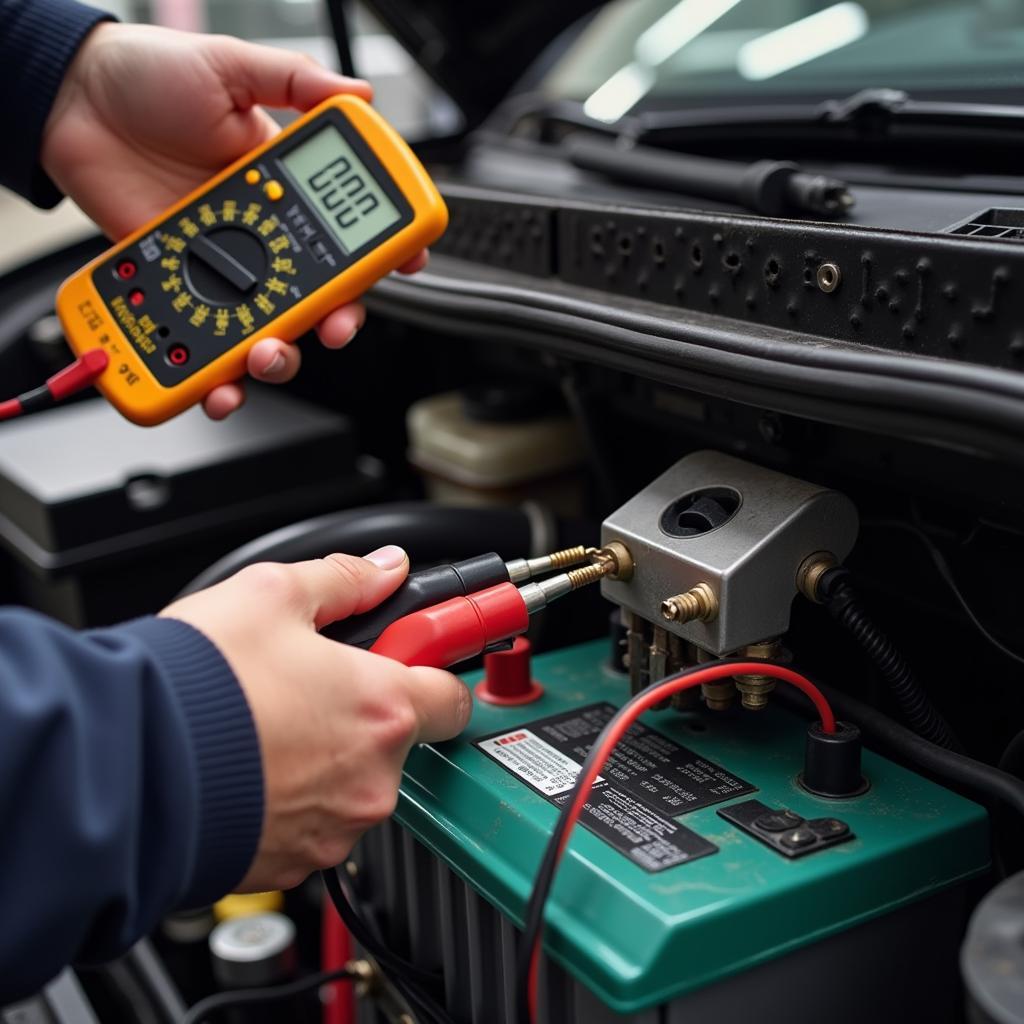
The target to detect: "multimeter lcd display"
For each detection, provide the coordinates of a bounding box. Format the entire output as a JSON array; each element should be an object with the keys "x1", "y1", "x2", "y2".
[{"x1": 282, "y1": 126, "x2": 402, "y2": 254}]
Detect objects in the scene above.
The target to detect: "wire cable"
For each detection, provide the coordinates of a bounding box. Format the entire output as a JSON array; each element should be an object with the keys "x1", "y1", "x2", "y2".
[
  {"x1": 818, "y1": 567, "x2": 960, "y2": 749},
  {"x1": 0, "y1": 348, "x2": 108, "y2": 421},
  {"x1": 514, "y1": 659, "x2": 835, "y2": 1024},
  {"x1": 321, "y1": 867, "x2": 454, "y2": 1024},
  {"x1": 863, "y1": 519, "x2": 1024, "y2": 671},
  {"x1": 180, "y1": 966, "x2": 354, "y2": 1024}
]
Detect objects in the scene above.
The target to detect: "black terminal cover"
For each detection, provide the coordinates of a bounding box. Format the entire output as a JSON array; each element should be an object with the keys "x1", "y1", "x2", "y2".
[{"x1": 357, "y1": 0, "x2": 604, "y2": 128}]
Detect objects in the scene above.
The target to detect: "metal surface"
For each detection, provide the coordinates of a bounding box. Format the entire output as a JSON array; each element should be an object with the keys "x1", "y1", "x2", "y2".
[
  {"x1": 391, "y1": 639, "x2": 989, "y2": 1014},
  {"x1": 600, "y1": 451, "x2": 858, "y2": 655}
]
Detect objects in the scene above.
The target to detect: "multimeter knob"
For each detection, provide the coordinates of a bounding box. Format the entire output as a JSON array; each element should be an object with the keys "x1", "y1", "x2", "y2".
[{"x1": 185, "y1": 227, "x2": 267, "y2": 305}]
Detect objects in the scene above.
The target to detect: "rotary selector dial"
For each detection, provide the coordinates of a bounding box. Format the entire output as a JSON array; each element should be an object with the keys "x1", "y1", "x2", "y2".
[{"x1": 158, "y1": 199, "x2": 298, "y2": 339}]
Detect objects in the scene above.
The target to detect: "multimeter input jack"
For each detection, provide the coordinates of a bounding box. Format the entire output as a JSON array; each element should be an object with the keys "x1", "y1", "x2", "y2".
[{"x1": 166, "y1": 344, "x2": 190, "y2": 367}]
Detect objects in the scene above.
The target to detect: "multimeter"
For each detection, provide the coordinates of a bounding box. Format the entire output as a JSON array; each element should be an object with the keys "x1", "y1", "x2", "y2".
[{"x1": 56, "y1": 94, "x2": 447, "y2": 425}]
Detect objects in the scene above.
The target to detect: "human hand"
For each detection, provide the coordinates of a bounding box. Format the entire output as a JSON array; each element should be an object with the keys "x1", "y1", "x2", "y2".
[
  {"x1": 42, "y1": 23, "x2": 428, "y2": 420},
  {"x1": 159, "y1": 545, "x2": 471, "y2": 891}
]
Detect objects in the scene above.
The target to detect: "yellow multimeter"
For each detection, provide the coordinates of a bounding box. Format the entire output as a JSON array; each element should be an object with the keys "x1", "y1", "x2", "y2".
[{"x1": 56, "y1": 95, "x2": 447, "y2": 426}]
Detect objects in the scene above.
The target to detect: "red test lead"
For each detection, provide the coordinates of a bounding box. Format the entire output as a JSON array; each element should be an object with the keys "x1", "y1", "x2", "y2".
[
  {"x1": 0, "y1": 348, "x2": 109, "y2": 422},
  {"x1": 369, "y1": 566, "x2": 609, "y2": 668}
]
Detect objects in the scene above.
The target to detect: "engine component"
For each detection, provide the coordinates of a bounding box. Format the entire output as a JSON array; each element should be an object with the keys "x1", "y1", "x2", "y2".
[{"x1": 599, "y1": 451, "x2": 858, "y2": 698}]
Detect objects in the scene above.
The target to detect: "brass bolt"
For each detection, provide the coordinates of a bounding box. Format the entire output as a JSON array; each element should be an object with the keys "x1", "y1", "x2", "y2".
[
  {"x1": 695, "y1": 645, "x2": 735, "y2": 710},
  {"x1": 702, "y1": 680, "x2": 737, "y2": 711},
  {"x1": 344, "y1": 958, "x2": 379, "y2": 998},
  {"x1": 734, "y1": 638, "x2": 783, "y2": 711},
  {"x1": 547, "y1": 545, "x2": 589, "y2": 570},
  {"x1": 586, "y1": 540, "x2": 635, "y2": 581},
  {"x1": 796, "y1": 551, "x2": 838, "y2": 603},
  {"x1": 661, "y1": 583, "x2": 718, "y2": 624}
]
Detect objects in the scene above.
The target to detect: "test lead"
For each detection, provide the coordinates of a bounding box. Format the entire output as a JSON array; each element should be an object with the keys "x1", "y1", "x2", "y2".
[
  {"x1": 370, "y1": 555, "x2": 625, "y2": 669},
  {"x1": 325, "y1": 544, "x2": 595, "y2": 649}
]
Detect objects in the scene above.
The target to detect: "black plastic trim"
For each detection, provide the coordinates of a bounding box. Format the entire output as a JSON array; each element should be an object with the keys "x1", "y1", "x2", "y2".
[{"x1": 369, "y1": 262, "x2": 1024, "y2": 465}]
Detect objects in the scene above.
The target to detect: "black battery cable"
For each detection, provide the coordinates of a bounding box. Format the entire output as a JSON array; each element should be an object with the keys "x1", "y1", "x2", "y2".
[
  {"x1": 321, "y1": 866, "x2": 454, "y2": 1024},
  {"x1": 180, "y1": 964, "x2": 355, "y2": 1024}
]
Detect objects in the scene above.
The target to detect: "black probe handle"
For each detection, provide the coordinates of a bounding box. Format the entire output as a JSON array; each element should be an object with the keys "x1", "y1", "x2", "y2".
[
  {"x1": 565, "y1": 136, "x2": 798, "y2": 216},
  {"x1": 323, "y1": 552, "x2": 510, "y2": 649}
]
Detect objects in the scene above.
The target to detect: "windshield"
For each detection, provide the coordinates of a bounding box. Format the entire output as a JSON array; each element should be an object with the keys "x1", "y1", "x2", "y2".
[{"x1": 538, "y1": 0, "x2": 1024, "y2": 122}]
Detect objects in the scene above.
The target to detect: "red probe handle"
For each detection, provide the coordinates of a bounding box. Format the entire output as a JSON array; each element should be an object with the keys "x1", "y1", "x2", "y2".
[{"x1": 369, "y1": 582, "x2": 529, "y2": 668}]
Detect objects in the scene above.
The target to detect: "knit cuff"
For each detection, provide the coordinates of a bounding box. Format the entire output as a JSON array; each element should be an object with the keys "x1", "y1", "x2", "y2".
[{"x1": 117, "y1": 616, "x2": 265, "y2": 907}]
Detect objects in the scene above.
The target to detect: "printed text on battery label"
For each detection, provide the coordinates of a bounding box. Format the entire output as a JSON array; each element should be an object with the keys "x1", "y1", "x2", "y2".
[{"x1": 476, "y1": 728, "x2": 604, "y2": 797}]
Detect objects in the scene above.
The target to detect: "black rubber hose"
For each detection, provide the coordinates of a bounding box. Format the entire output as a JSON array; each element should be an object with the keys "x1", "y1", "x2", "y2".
[
  {"x1": 177, "y1": 502, "x2": 540, "y2": 597},
  {"x1": 776, "y1": 678, "x2": 1024, "y2": 821},
  {"x1": 818, "y1": 567, "x2": 961, "y2": 750}
]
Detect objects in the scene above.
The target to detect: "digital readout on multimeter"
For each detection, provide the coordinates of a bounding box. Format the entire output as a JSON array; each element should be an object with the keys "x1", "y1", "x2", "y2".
[{"x1": 280, "y1": 126, "x2": 402, "y2": 255}]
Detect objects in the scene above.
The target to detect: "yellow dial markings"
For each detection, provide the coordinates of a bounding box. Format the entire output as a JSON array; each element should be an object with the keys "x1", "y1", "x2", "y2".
[
  {"x1": 254, "y1": 294, "x2": 276, "y2": 315},
  {"x1": 272, "y1": 257, "x2": 296, "y2": 275},
  {"x1": 179, "y1": 217, "x2": 199, "y2": 238},
  {"x1": 214, "y1": 308, "x2": 231, "y2": 336},
  {"x1": 242, "y1": 202, "x2": 262, "y2": 226},
  {"x1": 222, "y1": 200, "x2": 237, "y2": 222},
  {"x1": 268, "y1": 235, "x2": 290, "y2": 254},
  {"x1": 198, "y1": 203, "x2": 217, "y2": 227},
  {"x1": 257, "y1": 217, "x2": 279, "y2": 237}
]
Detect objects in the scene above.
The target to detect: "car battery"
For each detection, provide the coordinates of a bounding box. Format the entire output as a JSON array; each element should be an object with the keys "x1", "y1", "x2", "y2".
[
  {"x1": 353, "y1": 639, "x2": 990, "y2": 1024},
  {"x1": 0, "y1": 386, "x2": 382, "y2": 625}
]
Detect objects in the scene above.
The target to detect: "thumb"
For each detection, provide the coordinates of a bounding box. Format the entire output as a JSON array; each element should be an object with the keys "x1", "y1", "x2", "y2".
[
  {"x1": 291, "y1": 547, "x2": 409, "y2": 629},
  {"x1": 214, "y1": 37, "x2": 373, "y2": 113}
]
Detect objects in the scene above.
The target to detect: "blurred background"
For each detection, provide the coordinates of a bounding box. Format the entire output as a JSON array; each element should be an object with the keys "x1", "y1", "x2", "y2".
[{"x1": 0, "y1": 0, "x2": 453, "y2": 274}]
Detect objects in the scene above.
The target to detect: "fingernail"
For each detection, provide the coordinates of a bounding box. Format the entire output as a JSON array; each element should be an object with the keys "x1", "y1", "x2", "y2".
[
  {"x1": 345, "y1": 327, "x2": 359, "y2": 345},
  {"x1": 263, "y1": 353, "x2": 286, "y2": 375},
  {"x1": 364, "y1": 544, "x2": 406, "y2": 570}
]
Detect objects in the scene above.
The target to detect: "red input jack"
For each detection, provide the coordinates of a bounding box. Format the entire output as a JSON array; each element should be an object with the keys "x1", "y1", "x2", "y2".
[
  {"x1": 166, "y1": 344, "x2": 190, "y2": 367},
  {"x1": 116, "y1": 260, "x2": 137, "y2": 280}
]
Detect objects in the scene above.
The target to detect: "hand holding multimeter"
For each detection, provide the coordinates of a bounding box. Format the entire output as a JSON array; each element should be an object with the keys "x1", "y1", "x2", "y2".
[{"x1": 51, "y1": 92, "x2": 446, "y2": 425}]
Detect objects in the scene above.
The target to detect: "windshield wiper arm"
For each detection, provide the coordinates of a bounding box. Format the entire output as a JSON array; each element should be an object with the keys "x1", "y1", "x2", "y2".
[
  {"x1": 636, "y1": 89, "x2": 1024, "y2": 147},
  {"x1": 564, "y1": 135, "x2": 854, "y2": 218}
]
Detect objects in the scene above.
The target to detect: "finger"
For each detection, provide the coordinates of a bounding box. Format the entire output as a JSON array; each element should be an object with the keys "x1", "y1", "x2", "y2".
[
  {"x1": 316, "y1": 303, "x2": 366, "y2": 350},
  {"x1": 247, "y1": 338, "x2": 301, "y2": 384},
  {"x1": 216, "y1": 37, "x2": 373, "y2": 113},
  {"x1": 291, "y1": 547, "x2": 410, "y2": 628},
  {"x1": 203, "y1": 381, "x2": 247, "y2": 420},
  {"x1": 404, "y1": 667, "x2": 473, "y2": 744},
  {"x1": 398, "y1": 250, "x2": 429, "y2": 275}
]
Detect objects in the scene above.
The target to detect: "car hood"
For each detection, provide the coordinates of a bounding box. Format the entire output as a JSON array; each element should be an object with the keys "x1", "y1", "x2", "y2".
[{"x1": 359, "y1": 0, "x2": 604, "y2": 128}]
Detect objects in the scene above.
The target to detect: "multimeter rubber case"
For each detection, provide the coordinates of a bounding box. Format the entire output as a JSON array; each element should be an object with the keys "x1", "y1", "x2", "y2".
[{"x1": 56, "y1": 94, "x2": 447, "y2": 425}]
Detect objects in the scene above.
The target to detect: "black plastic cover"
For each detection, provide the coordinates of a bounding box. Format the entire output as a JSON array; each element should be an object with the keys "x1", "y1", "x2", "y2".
[{"x1": 0, "y1": 387, "x2": 363, "y2": 573}]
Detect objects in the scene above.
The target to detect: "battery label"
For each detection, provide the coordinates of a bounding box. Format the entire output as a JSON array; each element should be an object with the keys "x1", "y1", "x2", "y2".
[
  {"x1": 476, "y1": 728, "x2": 604, "y2": 797},
  {"x1": 475, "y1": 703, "x2": 753, "y2": 872}
]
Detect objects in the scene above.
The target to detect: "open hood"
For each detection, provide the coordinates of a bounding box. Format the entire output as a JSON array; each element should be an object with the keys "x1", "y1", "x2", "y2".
[{"x1": 357, "y1": 0, "x2": 605, "y2": 129}]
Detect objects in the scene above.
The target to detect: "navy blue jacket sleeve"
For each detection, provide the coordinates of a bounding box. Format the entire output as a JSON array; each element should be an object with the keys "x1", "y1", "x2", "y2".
[
  {"x1": 0, "y1": 0, "x2": 113, "y2": 206},
  {"x1": 0, "y1": 609, "x2": 264, "y2": 1003}
]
